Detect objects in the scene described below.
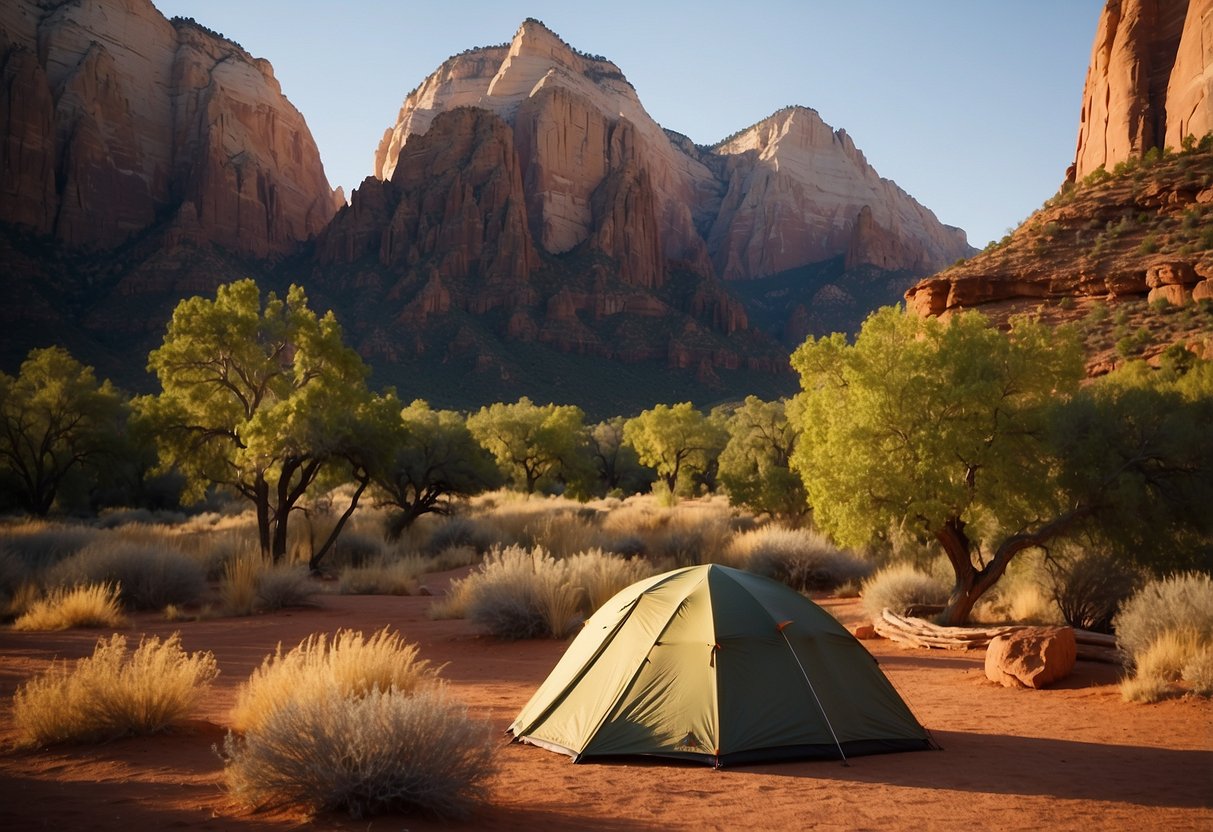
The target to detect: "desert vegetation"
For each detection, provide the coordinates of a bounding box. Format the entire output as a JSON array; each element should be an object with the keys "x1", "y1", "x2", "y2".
[{"x1": 0, "y1": 279, "x2": 1209, "y2": 744}]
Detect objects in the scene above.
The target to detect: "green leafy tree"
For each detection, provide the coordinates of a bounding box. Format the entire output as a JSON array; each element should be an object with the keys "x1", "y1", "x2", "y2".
[
  {"x1": 467, "y1": 397, "x2": 586, "y2": 494},
  {"x1": 373, "y1": 397, "x2": 502, "y2": 539},
  {"x1": 792, "y1": 307, "x2": 1213, "y2": 624},
  {"x1": 0, "y1": 347, "x2": 125, "y2": 515},
  {"x1": 623, "y1": 402, "x2": 726, "y2": 497},
  {"x1": 143, "y1": 280, "x2": 369, "y2": 561},
  {"x1": 718, "y1": 396, "x2": 806, "y2": 519}
]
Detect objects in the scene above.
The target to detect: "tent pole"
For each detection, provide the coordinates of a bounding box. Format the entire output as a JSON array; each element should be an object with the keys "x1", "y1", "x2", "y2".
[{"x1": 779, "y1": 627, "x2": 848, "y2": 765}]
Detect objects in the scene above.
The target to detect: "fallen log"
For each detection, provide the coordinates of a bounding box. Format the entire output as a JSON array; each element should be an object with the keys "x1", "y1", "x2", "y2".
[{"x1": 874, "y1": 609, "x2": 1124, "y2": 664}]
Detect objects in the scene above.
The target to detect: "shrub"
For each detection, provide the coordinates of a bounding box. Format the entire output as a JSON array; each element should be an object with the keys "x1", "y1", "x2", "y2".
[
  {"x1": 564, "y1": 549, "x2": 655, "y2": 612},
  {"x1": 861, "y1": 563, "x2": 950, "y2": 621},
  {"x1": 0, "y1": 524, "x2": 98, "y2": 576},
  {"x1": 1113, "y1": 572, "x2": 1213, "y2": 663},
  {"x1": 11, "y1": 633, "x2": 218, "y2": 746},
  {"x1": 1182, "y1": 646, "x2": 1213, "y2": 696},
  {"x1": 230, "y1": 628, "x2": 436, "y2": 733},
  {"x1": 12, "y1": 583, "x2": 126, "y2": 631},
  {"x1": 49, "y1": 541, "x2": 207, "y2": 611},
  {"x1": 1120, "y1": 629, "x2": 1205, "y2": 703},
  {"x1": 255, "y1": 566, "x2": 316, "y2": 611},
  {"x1": 462, "y1": 547, "x2": 564, "y2": 639},
  {"x1": 222, "y1": 685, "x2": 494, "y2": 820},
  {"x1": 338, "y1": 556, "x2": 426, "y2": 595},
  {"x1": 728, "y1": 526, "x2": 872, "y2": 592},
  {"x1": 1050, "y1": 552, "x2": 1140, "y2": 632},
  {"x1": 424, "y1": 517, "x2": 498, "y2": 556},
  {"x1": 221, "y1": 557, "x2": 316, "y2": 615}
]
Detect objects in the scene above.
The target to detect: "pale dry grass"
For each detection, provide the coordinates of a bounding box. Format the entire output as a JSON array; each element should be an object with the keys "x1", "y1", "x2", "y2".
[
  {"x1": 11, "y1": 633, "x2": 218, "y2": 746},
  {"x1": 565, "y1": 549, "x2": 657, "y2": 612},
  {"x1": 230, "y1": 628, "x2": 437, "y2": 733},
  {"x1": 12, "y1": 583, "x2": 126, "y2": 631},
  {"x1": 222, "y1": 684, "x2": 495, "y2": 820}
]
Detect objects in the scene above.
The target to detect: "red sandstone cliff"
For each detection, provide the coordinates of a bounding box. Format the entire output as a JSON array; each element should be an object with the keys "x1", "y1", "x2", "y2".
[
  {"x1": 1073, "y1": 0, "x2": 1213, "y2": 180},
  {"x1": 0, "y1": 0, "x2": 340, "y2": 257}
]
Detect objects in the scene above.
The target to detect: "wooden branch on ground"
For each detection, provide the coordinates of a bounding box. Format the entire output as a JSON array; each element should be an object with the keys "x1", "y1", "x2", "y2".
[{"x1": 873, "y1": 609, "x2": 1124, "y2": 664}]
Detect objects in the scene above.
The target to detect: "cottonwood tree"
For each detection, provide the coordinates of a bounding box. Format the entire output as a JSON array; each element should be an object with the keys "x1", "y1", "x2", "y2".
[
  {"x1": 790, "y1": 306, "x2": 1213, "y2": 625},
  {"x1": 717, "y1": 396, "x2": 806, "y2": 519},
  {"x1": 466, "y1": 397, "x2": 586, "y2": 495},
  {"x1": 0, "y1": 347, "x2": 125, "y2": 515},
  {"x1": 142, "y1": 279, "x2": 369, "y2": 561},
  {"x1": 373, "y1": 397, "x2": 501, "y2": 539},
  {"x1": 623, "y1": 402, "x2": 726, "y2": 497}
]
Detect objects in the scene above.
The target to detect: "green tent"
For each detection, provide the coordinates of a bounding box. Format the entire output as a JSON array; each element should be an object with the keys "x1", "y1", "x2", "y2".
[{"x1": 509, "y1": 564, "x2": 932, "y2": 767}]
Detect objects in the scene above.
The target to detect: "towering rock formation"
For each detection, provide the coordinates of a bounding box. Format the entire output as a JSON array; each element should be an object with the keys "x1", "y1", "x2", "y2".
[
  {"x1": 906, "y1": 0, "x2": 1213, "y2": 374},
  {"x1": 371, "y1": 19, "x2": 971, "y2": 287},
  {"x1": 0, "y1": 0, "x2": 340, "y2": 256},
  {"x1": 1073, "y1": 0, "x2": 1213, "y2": 180}
]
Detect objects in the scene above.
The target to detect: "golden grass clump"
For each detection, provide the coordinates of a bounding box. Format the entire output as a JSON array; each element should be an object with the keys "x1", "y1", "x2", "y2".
[
  {"x1": 726, "y1": 525, "x2": 872, "y2": 592},
  {"x1": 12, "y1": 633, "x2": 218, "y2": 746},
  {"x1": 229, "y1": 628, "x2": 437, "y2": 733},
  {"x1": 12, "y1": 583, "x2": 126, "y2": 631},
  {"x1": 222, "y1": 684, "x2": 495, "y2": 820}
]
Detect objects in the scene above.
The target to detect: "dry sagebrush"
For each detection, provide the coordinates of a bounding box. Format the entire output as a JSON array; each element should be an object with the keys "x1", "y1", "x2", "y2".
[
  {"x1": 445, "y1": 545, "x2": 656, "y2": 640},
  {"x1": 220, "y1": 556, "x2": 315, "y2": 616},
  {"x1": 229, "y1": 628, "x2": 437, "y2": 733},
  {"x1": 222, "y1": 684, "x2": 495, "y2": 820},
  {"x1": 861, "y1": 563, "x2": 951, "y2": 622},
  {"x1": 727, "y1": 525, "x2": 872, "y2": 592},
  {"x1": 12, "y1": 633, "x2": 218, "y2": 746},
  {"x1": 1115, "y1": 572, "x2": 1213, "y2": 702},
  {"x1": 12, "y1": 583, "x2": 126, "y2": 631},
  {"x1": 49, "y1": 541, "x2": 207, "y2": 611}
]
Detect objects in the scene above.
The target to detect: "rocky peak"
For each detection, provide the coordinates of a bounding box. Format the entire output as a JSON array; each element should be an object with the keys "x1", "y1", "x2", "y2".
[
  {"x1": 1072, "y1": 0, "x2": 1212, "y2": 180},
  {"x1": 707, "y1": 106, "x2": 972, "y2": 279}
]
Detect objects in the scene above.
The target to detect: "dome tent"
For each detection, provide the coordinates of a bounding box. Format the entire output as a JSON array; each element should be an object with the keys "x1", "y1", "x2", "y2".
[{"x1": 509, "y1": 564, "x2": 931, "y2": 767}]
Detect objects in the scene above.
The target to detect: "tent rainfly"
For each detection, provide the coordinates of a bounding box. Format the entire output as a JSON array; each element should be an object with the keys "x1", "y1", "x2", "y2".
[{"x1": 509, "y1": 564, "x2": 932, "y2": 767}]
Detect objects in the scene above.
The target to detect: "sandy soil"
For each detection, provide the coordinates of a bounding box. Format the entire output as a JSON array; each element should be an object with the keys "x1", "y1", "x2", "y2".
[{"x1": 0, "y1": 573, "x2": 1209, "y2": 832}]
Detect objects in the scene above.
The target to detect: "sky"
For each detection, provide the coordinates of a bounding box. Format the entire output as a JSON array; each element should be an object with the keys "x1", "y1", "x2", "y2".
[{"x1": 152, "y1": 0, "x2": 1105, "y2": 248}]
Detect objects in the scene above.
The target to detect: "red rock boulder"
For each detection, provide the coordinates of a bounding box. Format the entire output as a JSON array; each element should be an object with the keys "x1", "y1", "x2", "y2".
[{"x1": 984, "y1": 626, "x2": 1077, "y2": 689}]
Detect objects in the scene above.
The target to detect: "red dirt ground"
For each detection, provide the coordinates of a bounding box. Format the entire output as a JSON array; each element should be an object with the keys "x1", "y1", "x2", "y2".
[{"x1": 1, "y1": 573, "x2": 1209, "y2": 831}]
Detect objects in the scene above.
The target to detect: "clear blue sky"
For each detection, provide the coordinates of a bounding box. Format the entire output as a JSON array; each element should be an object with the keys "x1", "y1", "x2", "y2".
[{"x1": 153, "y1": 0, "x2": 1105, "y2": 248}]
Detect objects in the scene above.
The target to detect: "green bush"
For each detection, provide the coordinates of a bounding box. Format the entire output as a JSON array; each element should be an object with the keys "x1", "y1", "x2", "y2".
[
  {"x1": 861, "y1": 563, "x2": 950, "y2": 622},
  {"x1": 49, "y1": 541, "x2": 207, "y2": 611},
  {"x1": 12, "y1": 633, "x2": 218, "y2": 746},
  {"x1": 222, "y1": 685, "x2": 495, "y2": 820}
]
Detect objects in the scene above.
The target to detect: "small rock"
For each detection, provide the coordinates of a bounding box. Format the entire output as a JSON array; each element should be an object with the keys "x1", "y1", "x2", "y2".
[{"x1": 853, "y1": 624, "x2": 879, "y2": 640}]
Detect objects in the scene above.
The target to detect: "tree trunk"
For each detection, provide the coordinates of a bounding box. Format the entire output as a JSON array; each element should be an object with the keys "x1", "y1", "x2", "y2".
[
  {"x1": 309, "y1": 472, "x2": 369, "y2": 572},
  {"x1": 254, "y1": 476, "x2": 272, "y2": 558}
]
